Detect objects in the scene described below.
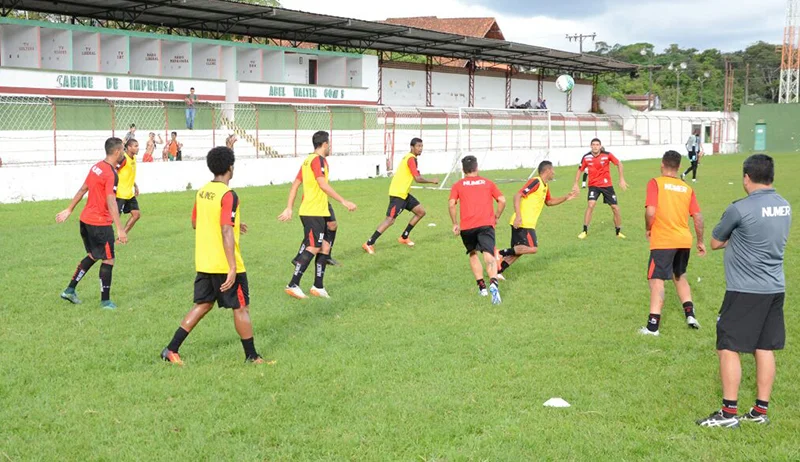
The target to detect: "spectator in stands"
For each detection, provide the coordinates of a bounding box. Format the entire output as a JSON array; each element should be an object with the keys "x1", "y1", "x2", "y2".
[
  {"x1": 164, "y1": 132, "x2": 182, "y2": 161},
  {"x1": 511, "y1": 98, "x2": 521, "y2": 109},
  {"x1": 142, "y1": 132, "x2": 163, "y2": 163},
  {"x1": 185, "y1": 87, "x2": 198, "y2": 130},
  {"x1": 0, "y1": 157, "x2": 3, "y2": 168},
  {"x1": 522, "y1": 99, "x2": 533, "y2": 109},
  {"x1": 124, "y1": 124, "x2": 136, "y2": 143}
]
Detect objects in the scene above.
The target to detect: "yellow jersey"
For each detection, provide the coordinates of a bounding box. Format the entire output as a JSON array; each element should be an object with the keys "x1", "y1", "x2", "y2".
[
  {"x1": 192, "y1": 181, "x2": 246, "y2": 274},
  {"x1": 298, "y1": 153, "x2": 331, "y2": 217},
  {"x1": 509, "y1": 177, "x2": 551, "y2": 229},
  {"x1": 116, "y1": 152, "x2": 137, "y2": 200},
  {"x1": 389, "y1": 152, "x2": 420, "y2": 199}
]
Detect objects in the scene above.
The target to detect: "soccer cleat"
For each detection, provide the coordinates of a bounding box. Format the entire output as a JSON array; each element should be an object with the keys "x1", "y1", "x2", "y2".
[
  {"x1": 696, "y1": 410, "x2": 740, "y2": 428},
  {"x1": 737, "y1": 409, "x2": 770, "y2": 425},
  {"x1": 489, "y1": 284, "x2": 502, "y2": 305},
  {"x1": 681, "y1": 173, "x2": 686, "y2": 180},
  {"x1": 578, "y1": 231, "x2": 588, "y2": 240},
  {"x1": 692, "y1": 179, "x2": 697, "y2": 183},
  {"x1": 161, "y1": 348, "x2": 184, "y2": 366},
  {"x1": 327, "y1": 257, "x2": 341, "y2": 267},
  {"x1": 479, "y1": 288, "x2": 489, "y2": 297},
  {"x1": 397, "y1": 237, "x2": 415, "y2": 247},
  {"x1": 60, "y1": 288, "x2": 82, "y2": 304},
  {"x1": 617, "y1": 232, "x2": 627, "y2": 239},
  {"x1": 246, "y1": 355, "x2": 276, "y2": 365},
  {"x1": 687, "y1": 315, "x2": 701, "y2": 329},
  {"x1": 362, "y1": 242, "x2": 375, "y2": 255},
  {"x1": 581, "y1": 182, "x2": 587, "y2": 189},
  {"x1": 496, "y1": 273, "x2": 506, "y2": 281},
  {"x1": 101, "y1": 300, "x2": 117, "y2": 310},
  {"x1": 638, "y1": 326, "x2": 660, "y2": 336},
  {"x1": 310, "y1": 286, "x2": 330, "y2": 299},
  {"x1": 284, "y1": 285, "x2": 307, "y2": 299}
]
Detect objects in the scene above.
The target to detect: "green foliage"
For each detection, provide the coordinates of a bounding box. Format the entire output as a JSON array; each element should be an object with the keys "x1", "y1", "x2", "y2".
[{"x1": 2, "y1": 154, "x2": 800, "y2": 459}]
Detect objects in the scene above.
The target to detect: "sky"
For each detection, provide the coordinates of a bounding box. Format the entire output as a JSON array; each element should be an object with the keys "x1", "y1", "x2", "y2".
[{"x1": 280, "y1": 0, "x2": 787, "y2": 53}]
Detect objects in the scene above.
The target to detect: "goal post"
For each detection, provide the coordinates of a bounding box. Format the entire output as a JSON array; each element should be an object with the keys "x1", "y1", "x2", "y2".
[{"x1": 438, "y1": 107, "x2": 551, "y2": 189}]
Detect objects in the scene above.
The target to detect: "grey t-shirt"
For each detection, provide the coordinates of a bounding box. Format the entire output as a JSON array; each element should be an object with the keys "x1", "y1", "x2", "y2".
[{"x1": 712, "y1": 188, "x2": 791, "y2": 294}]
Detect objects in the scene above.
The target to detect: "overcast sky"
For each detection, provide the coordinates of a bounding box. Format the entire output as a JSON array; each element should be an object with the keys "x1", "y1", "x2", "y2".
[{"x1": 280, "y1": 0, "x2": 786, "y2": 53}]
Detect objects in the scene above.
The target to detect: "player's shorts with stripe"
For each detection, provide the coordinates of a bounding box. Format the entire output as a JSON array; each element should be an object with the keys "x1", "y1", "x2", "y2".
[
  {"x1": 647, "y1": 248, "x2": 690, "y2": 280},
  {"x1": 460, "y1": 226, "x2": 496, "y2": 255},
  {"x1": 193, "y1": 272, "x2": 249, "y2": 309},
  {"x1": 510, "y1": 226, "x2": 538, "y2": 248},
  {"x1": 326, "y1": 203, "x2": 336, "y2": 223},
  {"x1": 80, "y1": 221, "x2": 115, "y2": 260},
  {"x1": 386, "y1": 194, "x2": 421, "y2": 218},
  {"x1": 116, "y1": 197, "x2": 140, "y2": 214},
  {"x1": 588, "y1": 186, "x2": 618, "y2": 205},
  {"x1": 301, "y1": 216, "x2": 327, "y2": 247},
  {"x1": 717, "y1": 291, "x2": 785, "y2": 353}
]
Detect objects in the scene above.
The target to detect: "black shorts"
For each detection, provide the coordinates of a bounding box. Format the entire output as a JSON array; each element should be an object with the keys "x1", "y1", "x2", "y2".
[
  {"x1": 301, "y1": 216, "x2": 326, "y2": 247},
  {"x1": 326, "y1": 203, "x2": 336, "y2": 223},
  {"x1": 510, "y1": 226, "x2": 538, "y2": 248},
  {"x1": 194, "y1": 272, "x2": 249, "y2": 309},
  {"x1": 716, "y1": 291, "x2": 785, "y2": 353},
  {"x1": 647, "y1": 249, "x2": 690, "y2": 280},
  {"x1": 588, "y1": 186, "x2": 618, "y2": 205},
  {"x1": 117, "y1": 197, "x2": 140, "y2": 214},
  {"x1": 460, "y1": 226, "x2": 496, "y2": 255},
  {"x1": 386, "y1": 194, "x2": 421, "y2": 218},
  {"x1": 80, "y1": 221, "x2": 115, "y2": 260}
]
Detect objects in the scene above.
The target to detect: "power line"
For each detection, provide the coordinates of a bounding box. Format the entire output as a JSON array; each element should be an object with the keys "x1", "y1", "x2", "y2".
[{"x1": 565, "y1": 33, "x2": 596, "y2": 54}]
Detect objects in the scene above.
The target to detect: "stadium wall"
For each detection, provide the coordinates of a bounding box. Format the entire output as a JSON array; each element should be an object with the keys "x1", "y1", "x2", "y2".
[{"x1": 738, "y1": 104, "x2": 800, "y2": 154}]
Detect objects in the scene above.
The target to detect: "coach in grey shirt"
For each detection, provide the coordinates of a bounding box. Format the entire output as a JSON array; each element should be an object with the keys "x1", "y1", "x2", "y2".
[{"x1": 696, "y1": 154, "x2": 791, "y2": 429}]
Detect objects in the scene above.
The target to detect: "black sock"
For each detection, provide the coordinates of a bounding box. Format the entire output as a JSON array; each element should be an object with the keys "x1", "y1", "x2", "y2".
[
  {"x1": 167, "y1": 327, "x2": 189, "y2": 353},
  {"x1": 683, "y1": 301, "x2": 695, "y2": 318},
  {"x1": 499, "y1": 261, "x2": 510, "y2": 274},
  {"x1": 647, "y1": 313, "x2": 661, "y2": 332},
  {"x1": 326, "y1": 229, "x2": 336, "y2": 253},
  {"x1": 366, "y1": 230, "x2": 382, "y2": 246},
  {"x1": 722, "y1": 399, "x2": 738, "y2": 417},
  {"x1": 241, "y1": 337, "x2": 258, "y2": 360},
  {"x1": 401, "y1": 223, "x2": 415, "y2": 239},
  {"x1": 490, "y1": 278, "x2": 498, "y2": 287},
  {"x1": 477, "y1": 279, "x2": 486, "y2": 290},
  {"x1": 753, "y1": 399, "x2": 768, "y2": 415},
  {"x1": 68, "y1": 256, "x2": 96, "y2": 289},
  {"x1": 314, "y1": 253, "x2": 328, "y2": 289},
  {"x1": 583, "y1": 225, "x2": 588, "y2": 233},
  {"x1": 499, "y1": 248, "x2": 516, "y2": 257},
  {"x1": 99, "y1": 263, "x2": 113, "y2": 301},
  {"x1": 615, "y1": 227, "x2": 621, "y2": 235},
  {"x1": 289, "y1": 250, "x2": 314, "y2": 287}
]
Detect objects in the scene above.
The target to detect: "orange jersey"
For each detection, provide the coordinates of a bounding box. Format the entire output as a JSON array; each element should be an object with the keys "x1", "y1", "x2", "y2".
[{"x1": 646, "y1": 176, "x2": 701, "y2": 250}]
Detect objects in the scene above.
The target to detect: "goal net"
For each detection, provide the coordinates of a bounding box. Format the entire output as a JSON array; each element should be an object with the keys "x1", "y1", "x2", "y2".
[{"x1": 438, "y1": 107, "x2": 551, "y2": 189}]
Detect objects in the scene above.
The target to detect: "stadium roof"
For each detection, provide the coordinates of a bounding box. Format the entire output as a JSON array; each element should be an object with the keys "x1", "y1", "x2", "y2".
[{"x1": 0, "y1": 0, "x2": 638, "y2": 74}]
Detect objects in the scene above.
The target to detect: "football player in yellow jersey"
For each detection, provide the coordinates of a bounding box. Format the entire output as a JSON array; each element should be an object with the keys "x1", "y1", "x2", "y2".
[
  {"x1": 116, "y1": 139, "x2": 141, "y2": 235},
  {"x1": 161, "y1": 146, "x2": 268, "y2": 366},
  {"x1": 496, "y1": 161, "x2": 578, "y2": 278},
  {"x1": 362, "y1": 137, "x2": 439, "y2": 254},
  {"x1": 279, "y1": 131, "x2": 357, "y2": 300}
]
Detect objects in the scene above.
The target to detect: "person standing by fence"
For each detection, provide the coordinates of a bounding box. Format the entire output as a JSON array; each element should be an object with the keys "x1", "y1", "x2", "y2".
[
  {"x1": 164, "y1": 132, "x2": 182, "y2": 162},
  {"x1": 185, "y1": 87, "x2": 198, "y2": 130}
]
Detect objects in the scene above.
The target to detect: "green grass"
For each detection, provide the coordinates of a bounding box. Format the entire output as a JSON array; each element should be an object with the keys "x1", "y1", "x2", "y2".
[{"x1": 1, "y1": 153, "x2": 799, "y2": 461}]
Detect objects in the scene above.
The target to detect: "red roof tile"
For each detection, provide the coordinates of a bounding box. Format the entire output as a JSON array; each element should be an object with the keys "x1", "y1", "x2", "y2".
[{"x1": 383, "y1": 17, "x2": 504, "y2": 40}]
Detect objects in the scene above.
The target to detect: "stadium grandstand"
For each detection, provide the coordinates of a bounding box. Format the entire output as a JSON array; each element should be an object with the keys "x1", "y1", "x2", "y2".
[{"x1": 0, "y1": 0, "x2": 737, "y2": 202}]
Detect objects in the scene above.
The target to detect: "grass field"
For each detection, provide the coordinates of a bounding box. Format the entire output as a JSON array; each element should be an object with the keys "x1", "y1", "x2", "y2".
[{"x1": 1, "y1": 153, "x2": 798, "y2": 461}]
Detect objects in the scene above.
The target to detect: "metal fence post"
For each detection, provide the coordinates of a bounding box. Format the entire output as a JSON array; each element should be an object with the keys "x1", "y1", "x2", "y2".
[
  {"x1": 48, "y1": 97, "x2": 57, "y2": 166},
  {"x1": 253, "y1": 103, "x2": 259, "y2": 159}
]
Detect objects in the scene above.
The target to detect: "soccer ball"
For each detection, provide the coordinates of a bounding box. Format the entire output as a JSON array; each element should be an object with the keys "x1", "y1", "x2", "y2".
[{"x1": 555, "y1": 74, "x2": 575, "y2": 93}]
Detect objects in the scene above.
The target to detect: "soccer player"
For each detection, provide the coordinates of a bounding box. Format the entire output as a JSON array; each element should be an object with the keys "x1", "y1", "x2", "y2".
[
  {"x1": 697, "y1": 154, "x2": 790, "y2": 428},
  {"x1": 116, "y1": 139, "x2": 141, "y2": 235},
  {"x1": 449, "y1": 155, "x2": 506, "y2": 305},
  {"x1": 573, "y1": 138, "x2": 628, "y2": 239},
  {"x1": 496, "y1": 161, "x2": 578, "y2": 278},
  {"x1": 363, "y1": 137, "x2": 439, "y2": 253},
  {"x1": 639, "y1": 151, "x2": 705, "y2": 337},
  {"x1": 56, "y1": 137, "x2": 127, "y2": 309},
  {"x1": 682, "y1": 129, "x2": 704, "y2": 182},
  {"x1": 281, "y1": 131, "x2": 357, "y2": 299},
  {"x1": 161, "y1": 146, "x2": 267, "y2": 366}
]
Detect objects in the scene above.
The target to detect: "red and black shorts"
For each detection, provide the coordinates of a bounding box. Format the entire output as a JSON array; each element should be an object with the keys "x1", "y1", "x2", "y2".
[
  {"x1": 510, "y1": 226, "x2": 538, "y2": 248},
  {"x1": 588, "y1": 186, "x2": 618, "y2": 205},
  {"x1": 647, "y1": 248, "x2": 690, "y2": 280},
  {"x1": 116, "y1": 197, "x2": 140, "y2": 215},
  {"x1": 80, "y1": 221, "x2": 115, "y2": 260},
  {"x1": 301, "y1": 216, "x2": 327, "y2": 248},
  {"x1": 460, "y1": 226, "x2": 496, "y2": 255},
  {"x1": 717, "y1": 291, "x2": 785, "y2": 353},
  {"x1": 193, "y1": 272, "x2": 249, "y2": 309},
  {"x1": 386, "y1": 194, "x2": 421, "y2": 218}
]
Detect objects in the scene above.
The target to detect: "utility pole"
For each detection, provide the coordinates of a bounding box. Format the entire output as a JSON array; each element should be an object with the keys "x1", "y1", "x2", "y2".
[
  {"x1": 566, "y1": 33, "x2": 596, "y2": 53},
  {"x1": 745, "y1": 62, "x2": 750, "y2": 104}
]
